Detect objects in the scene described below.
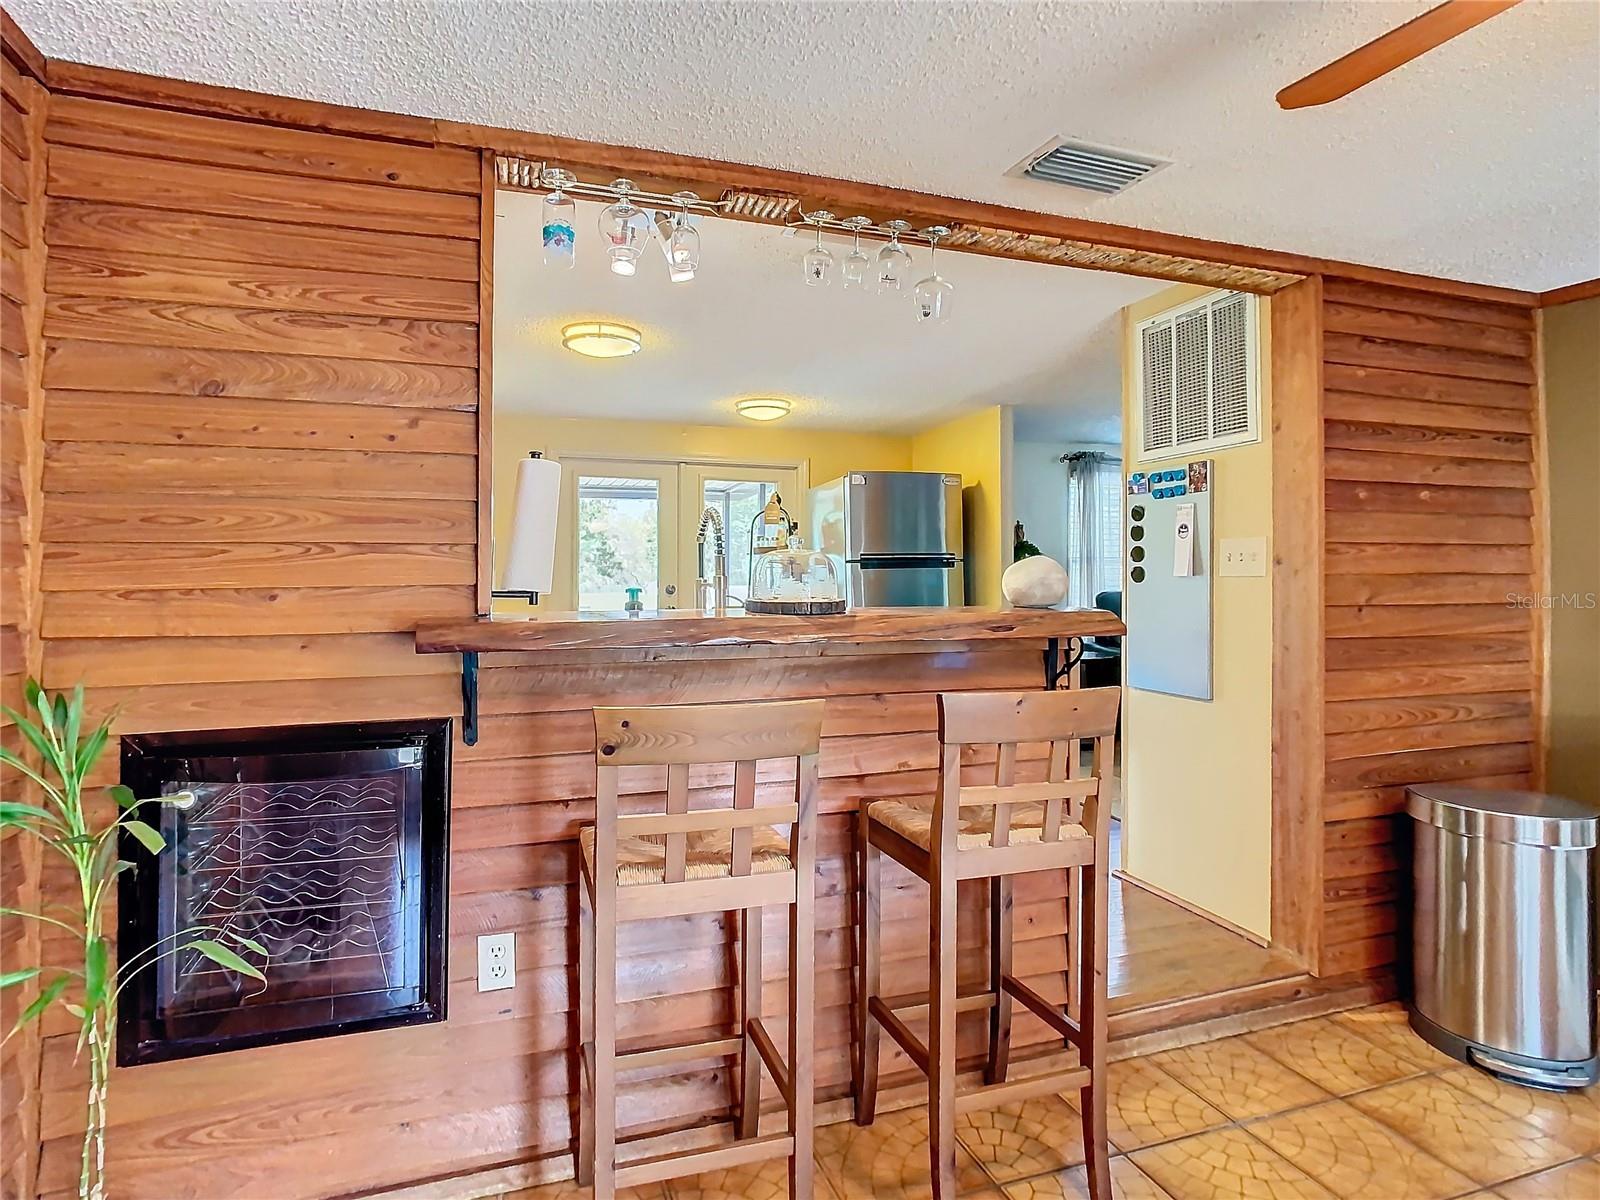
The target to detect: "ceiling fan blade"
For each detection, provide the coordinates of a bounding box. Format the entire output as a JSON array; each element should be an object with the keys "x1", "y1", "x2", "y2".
[{"x1": 1277, "y1": 0, "x2": 1522, "y2": 110}]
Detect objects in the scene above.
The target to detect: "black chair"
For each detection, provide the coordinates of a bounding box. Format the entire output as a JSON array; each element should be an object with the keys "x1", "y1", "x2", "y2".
[{"x1": 1080, "y1": 589, "x2": 1121, "y2": 690}]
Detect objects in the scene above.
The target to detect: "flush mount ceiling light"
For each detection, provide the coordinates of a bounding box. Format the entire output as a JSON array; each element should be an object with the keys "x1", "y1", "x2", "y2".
[
  {"x1": 736, "y1": 397, "x2": 793, "y2": 422},
  {"x1": 561, "y1": 321, "x2": 642, "y2": 359}
]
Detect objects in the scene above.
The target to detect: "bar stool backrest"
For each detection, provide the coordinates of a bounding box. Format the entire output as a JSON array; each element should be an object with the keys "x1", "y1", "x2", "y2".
[
  {"x1": 591, "y1": 698, "x2": 826, "y2": 885},
  {"x1": 935, "y1": 687, "x2": 1122, "y2": 852}
]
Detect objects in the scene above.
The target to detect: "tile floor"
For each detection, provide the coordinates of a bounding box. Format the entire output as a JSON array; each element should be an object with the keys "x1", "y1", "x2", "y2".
[{"x1": 507, "y1": 1002, "x2": 1600, "y2": 1200}]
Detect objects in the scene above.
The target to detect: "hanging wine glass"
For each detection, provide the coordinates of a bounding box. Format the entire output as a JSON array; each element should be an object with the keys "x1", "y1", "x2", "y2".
[
  {"x1": 841, "y1": 216, "x2": 872, "y2": 290},
  {"x1": 913, "y1": 226, "x2": 954, "y2": 322},
  {"x1": 801, "y1": 211, "x2": 835, "y2": 287},
  {"x1": 665, "y1": 191, "x2": 701, "y2": 283},
  {"x1": 598, "y1": 179, "x2": 649, "y2": 277},
  {"x1": 877, "y1": 220, "x2": 914, "y2": 293},
  {"x1": 541, "y1": 168, "x2": 577, "y2": 269}
]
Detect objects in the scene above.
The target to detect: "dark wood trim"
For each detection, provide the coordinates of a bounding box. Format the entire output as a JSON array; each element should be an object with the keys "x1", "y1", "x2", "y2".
[
  {"x1": 1538, "y1": 277, "x2": 1600, "y2": 307},
  {"x1": 45, "y1": 58, "x2": 437, "y2": 144},
  {"x1": 0, "y1": 6, "x2": 46, "y2": 82},
  {"x1": 1269, "y1": 278, "x2": 1326, "y2": 974},
  {"x1": 475, "y1": 151, "x2": 494, "y2": 615}
]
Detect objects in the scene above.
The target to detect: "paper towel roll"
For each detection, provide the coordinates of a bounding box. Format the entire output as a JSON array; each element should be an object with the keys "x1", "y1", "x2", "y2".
[{"x1": 500, "y1": 454, "x2": 561, "y2": 596}]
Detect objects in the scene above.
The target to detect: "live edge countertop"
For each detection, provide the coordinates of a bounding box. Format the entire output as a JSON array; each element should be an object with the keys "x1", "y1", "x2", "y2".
[{"x1": 413, "y1": 606, "x2": 1124, "y2": 655}]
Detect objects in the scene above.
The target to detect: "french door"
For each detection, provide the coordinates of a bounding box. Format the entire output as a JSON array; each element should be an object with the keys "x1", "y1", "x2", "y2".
[{"x1": 551, "y1": 457, "x2": 803, "y2": 611}]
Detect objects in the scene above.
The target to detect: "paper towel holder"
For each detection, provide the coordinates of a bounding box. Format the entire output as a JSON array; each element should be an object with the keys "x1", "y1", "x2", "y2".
[{"x1": 494, "y1": 451, "x2": 555, "y2": 605}]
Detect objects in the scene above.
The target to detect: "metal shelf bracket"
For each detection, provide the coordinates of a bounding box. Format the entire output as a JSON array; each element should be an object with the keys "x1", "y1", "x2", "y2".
[{"x1": 460, "y1": 651, "x2": 480, "y2": 746}]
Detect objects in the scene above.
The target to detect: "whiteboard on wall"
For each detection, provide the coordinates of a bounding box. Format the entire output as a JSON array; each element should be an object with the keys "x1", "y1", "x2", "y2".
[{"x1": 1123, "y1": 459, "x2": 1213, "y2": 701}]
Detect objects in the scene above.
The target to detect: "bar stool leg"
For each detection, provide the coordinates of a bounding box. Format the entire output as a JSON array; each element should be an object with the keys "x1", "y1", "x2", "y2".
[
  {"x1": 789, "y1": 897, "x2": 815, "y2": 1198},
  {"x1": 986, "y1": 875, "x2": 1014, "y2": 1085},
  {"x1": 928, "y1": 868, "x2": 959, "y2": 1200},
  {"x1": 737, "y1": 905, "x2": 763, "y2": 1139},
  {"x1": 592, "y1": 874, "x2": 618, "y2": 1200},
  {"x1": 1078, "y1": 861, "x2": 1112, "y2": 1200},
  {"x1": 1066, "y1": 867, "x2": 1082, "y2": 1028},
  {"x1": 852, "y1": 809, "x2": 881, "y2": 1126},
  {"x1": 575, "y1": 883, "x2": 595, "y2": 1187}
]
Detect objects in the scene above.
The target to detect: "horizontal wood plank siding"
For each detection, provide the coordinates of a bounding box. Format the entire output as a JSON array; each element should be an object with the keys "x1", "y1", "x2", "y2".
[
  {"x1": 0, "y1": 45, "x2": 46, "y2": 1200},
  {"x1": 32, "y1": 98, "x2": 492, "y2": 1200},
  {"x1": 1318, "y1": 278, "x2": 1542, "y2": 977}
]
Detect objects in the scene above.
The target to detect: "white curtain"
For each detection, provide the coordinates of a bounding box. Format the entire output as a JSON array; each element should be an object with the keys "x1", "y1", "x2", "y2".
[{"x1": 1065, "y1": 452, "x2": 1123, "y2": 609}]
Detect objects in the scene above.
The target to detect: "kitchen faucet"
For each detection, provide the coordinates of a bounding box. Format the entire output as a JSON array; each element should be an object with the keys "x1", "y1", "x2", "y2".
[{"x1": 695, "y1": 506, "x2": 728, "y2": 613}]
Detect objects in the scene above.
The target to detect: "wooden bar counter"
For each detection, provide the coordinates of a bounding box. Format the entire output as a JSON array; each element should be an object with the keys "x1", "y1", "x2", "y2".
[{"x1": 414, "y1": 606, "x2": 1122, "y2": 1161}]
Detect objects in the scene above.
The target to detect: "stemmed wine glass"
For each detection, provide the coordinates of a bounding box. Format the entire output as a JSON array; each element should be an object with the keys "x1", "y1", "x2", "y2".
[
  {"x1": 541, "y1": 168, "x2": 577, "y2": 269},
  {"x1": 665, "y1": 191, "x2": 700, "y2": 283},
  {"x1": 801, "y1": 211, "x2": 835, "y2": 286},
  {"x1": 876, "y1": 220, "x2": 914, "y2": 292},
  {"x1": 841, "y1": 216, "x2": 872, "y2": 290},
  {"x1": 598, "y1": 179, "x2": 650, "y2": 277},
  {"x1": 913, "y1": 226, "x2": 954, "y2": 322}
]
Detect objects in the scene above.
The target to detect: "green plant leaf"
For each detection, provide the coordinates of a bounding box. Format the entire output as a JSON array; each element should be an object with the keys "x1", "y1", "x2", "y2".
[
  {"x1": 108, "y1": 784, "x2": 138, "y2": 811},
  {"x1": 77, "y1": 722, "x2": 110, "y2": 773},
  {"x1": 122, "y1": 819, "x2": 165, "y2": 855},
  {"x1": 0, "y1": 967, "x2": 41, "y2": 989},
  {"x1": 226, "y1": 933, "x2": 269, "y2": 958},
  {"x1": 51, "y1": 694, "x2": 69, "y2": 741},
  {"x1": 184, "y1": 939, "x2": 265, "y2": 982},
  {"x1": 23, "y1": 678, "x2": 41, "y2": 712},
  {"x1": 64, "y1": 1003, "x2": 85, "y2": 1019},
  {"x1": 0, "y1": 801, "x2": 60, "y2": 828},
  {"x1": 33, "y1": 685, "x2": 54, "y2": 735},
  {"x1": 8, "y1": 973, "x2": 70, "y2": 1038},
  {"x1": 84, "y1": 937, "x2": 109, "y2": 1008},
  {"x1": 62, "y1": 684, "x2": 84, "y2": 767},
  {"x1": 0, "y1": 710, "x2": 61, "y2": 777}
]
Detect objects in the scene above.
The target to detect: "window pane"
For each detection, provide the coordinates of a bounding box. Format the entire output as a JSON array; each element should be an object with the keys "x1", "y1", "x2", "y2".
[
  {"x1": 701, "y1": 478, "x2": 782, "y2": 602},
  {"x1": 576, "y1": 476, "x2": 659, "y2": 610}
]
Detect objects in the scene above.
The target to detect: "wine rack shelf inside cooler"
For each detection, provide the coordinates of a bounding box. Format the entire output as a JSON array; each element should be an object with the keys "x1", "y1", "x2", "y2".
[{"x1": 171, "y1": 776, "x2": 410, "y2": 1011}]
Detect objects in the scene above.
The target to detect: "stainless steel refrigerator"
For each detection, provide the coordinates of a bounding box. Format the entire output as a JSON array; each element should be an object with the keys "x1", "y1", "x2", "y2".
[{"x1": 809, "y1": 471, "x2": 964, "y2": 607}]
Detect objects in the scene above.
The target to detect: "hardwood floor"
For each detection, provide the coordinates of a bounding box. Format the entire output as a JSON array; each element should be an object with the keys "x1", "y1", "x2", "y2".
[{"x1": 1105, "y1": 820, "x2": 1302, "y2": 1016}]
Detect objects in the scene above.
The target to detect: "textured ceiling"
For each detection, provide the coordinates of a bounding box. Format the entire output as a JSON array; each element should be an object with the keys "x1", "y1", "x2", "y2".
[
  {"x1": 14, "y1": 0, "x2": 1599, "y2": 291},
  {"x1": 494, "y1": 194, "x2": 1165, "y2": 442}
]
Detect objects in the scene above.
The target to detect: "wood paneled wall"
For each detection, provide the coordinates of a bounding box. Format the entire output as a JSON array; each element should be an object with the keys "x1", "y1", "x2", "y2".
[
  {"x1": 30, "y1": 98, "x2": 482, "y2": 1200},
  {"x1": 1318, "y1": 278, "x2": 1542, "y2": 977},
  {"x1": 1, "y1": 34, "x2": 47, "y2": 1200},
  {"x1": 20, "y1": 94, "x2": 1099, "y2": 1200}
]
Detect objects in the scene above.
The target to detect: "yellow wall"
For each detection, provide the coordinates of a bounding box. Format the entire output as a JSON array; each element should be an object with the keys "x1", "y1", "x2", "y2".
[
  {"x1": 1119, "y1": 285, "x2": 1274, "y2": 939},
  {"x1": 1542, "y1": 297, "x2": 1600, "y2": 806},
  {"x1": 911, "y1": 406, "x2": 1012, "y2": 606},
  {"x1": 492, "y1": 413, "x2": 913, "y2": 612}
]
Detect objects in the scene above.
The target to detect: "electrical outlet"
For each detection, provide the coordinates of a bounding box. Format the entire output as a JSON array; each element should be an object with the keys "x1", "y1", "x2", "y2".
[
  {"x1": 1219, "y1": 537, "x2": 1268, "y2": 577},
  {"x1": 477, "y1": 932, "x2": 515, "y2": 992}
]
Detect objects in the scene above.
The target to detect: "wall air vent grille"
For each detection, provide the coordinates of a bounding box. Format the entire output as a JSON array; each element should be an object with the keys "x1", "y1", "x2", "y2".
[
  {"x1": 1009, "y1": 137, "x2": 1170, "y2": 196},
  {"x1": 1135, "y1": 291, "x2": 1260, "y2": 460}
]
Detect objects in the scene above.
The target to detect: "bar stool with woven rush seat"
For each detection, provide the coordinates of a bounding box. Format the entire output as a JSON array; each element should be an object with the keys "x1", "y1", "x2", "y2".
[
  {"x1": 852, "y1": 686, "x2": 1121, "y2": 1200},
  {"x1": 576, "y1": 699, "x2": 824, "y2": 1199}
]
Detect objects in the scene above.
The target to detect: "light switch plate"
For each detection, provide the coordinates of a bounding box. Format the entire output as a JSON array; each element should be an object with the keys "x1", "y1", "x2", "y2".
[
  {"x1": 477, "y1": 932, "x2": 515, "y2": 992},
  {"x1": 1219, "y1": 536, "x2": 1268, "y2": 577}
]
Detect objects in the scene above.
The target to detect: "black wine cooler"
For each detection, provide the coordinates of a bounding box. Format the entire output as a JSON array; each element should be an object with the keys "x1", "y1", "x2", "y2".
[{"x1": 117, "y1": 720, "x2": 450, "y2": 1065}]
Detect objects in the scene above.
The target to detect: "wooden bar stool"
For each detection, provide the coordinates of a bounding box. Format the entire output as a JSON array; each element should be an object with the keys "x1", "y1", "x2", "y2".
[
  {"x1": 576, "y1": 699, "x2": 824, "y2": 1199},
  {"x1": 852, "y1": 686, "x2": 1121, "y2": 1200}
]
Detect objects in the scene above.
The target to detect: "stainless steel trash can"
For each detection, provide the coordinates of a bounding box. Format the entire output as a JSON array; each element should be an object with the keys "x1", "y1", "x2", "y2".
[{"x1": 1408, "y1": 785, "x2": 1599, "y2": 1090}]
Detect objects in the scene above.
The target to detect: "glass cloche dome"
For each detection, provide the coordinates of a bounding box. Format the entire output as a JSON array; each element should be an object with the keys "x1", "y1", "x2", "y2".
[{"x1": 744, "y1": 536, "x2": 845, "y2": 615}]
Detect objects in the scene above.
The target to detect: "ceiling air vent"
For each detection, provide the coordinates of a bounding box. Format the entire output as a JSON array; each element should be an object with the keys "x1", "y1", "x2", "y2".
[
  {"x1": 1007, "y1": 137, "x2": 1169, "y2": 196},
  {"x1": 1135, "y1": 291, "x2": 1260, "y2": 461}
]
